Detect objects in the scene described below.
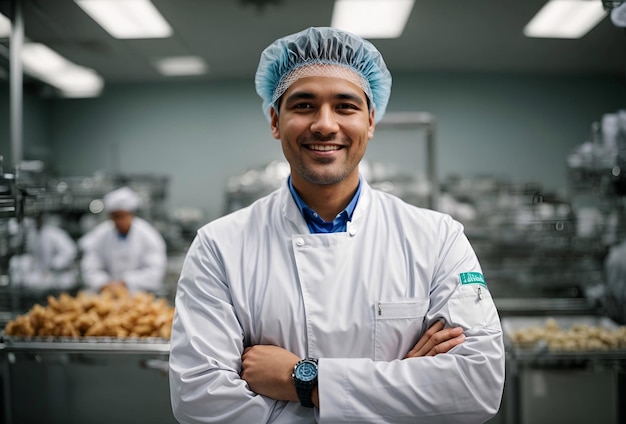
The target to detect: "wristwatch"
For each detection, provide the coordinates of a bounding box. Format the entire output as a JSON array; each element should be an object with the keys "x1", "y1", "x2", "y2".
[{"x1": 292, "y1": 358, "x2": 318, "y2": 408}]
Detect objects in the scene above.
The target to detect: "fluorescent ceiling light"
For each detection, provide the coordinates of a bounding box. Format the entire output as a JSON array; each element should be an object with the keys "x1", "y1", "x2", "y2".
[
  {"x1": 154, "y1": 56, "x2": 209, "y2": 76},
  {"x1": 21, "y1": 43, "x2": 68, "y2": 73},
  {"x1": 331, "y1": 0, "x2": 415, "y2": 39},
  {"x1": 0, "y1": 13, "x2": 11, "y2": 38},
  {"x1": 47, "y1": 66, "x2": 105, "y2": 97},
  {"x1": 21, "y1": 43, "x2": 104, "y2": 97},
  {"x1": 75, "y1": 0, "x2": 173, "y2": 39},
  {"x1": 524, "y1": 0, "x2": 607, "y2": 39}
]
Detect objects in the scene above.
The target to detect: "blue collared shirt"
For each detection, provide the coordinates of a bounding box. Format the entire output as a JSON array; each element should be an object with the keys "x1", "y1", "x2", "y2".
[{"x1": 288, "y1": 176, "x2": 361, "y2": 234}]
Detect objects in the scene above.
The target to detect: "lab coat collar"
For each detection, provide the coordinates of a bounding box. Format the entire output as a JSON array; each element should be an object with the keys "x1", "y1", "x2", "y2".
[{"x1": 280, "y1": 176, "x2": 372, "y2": 233}]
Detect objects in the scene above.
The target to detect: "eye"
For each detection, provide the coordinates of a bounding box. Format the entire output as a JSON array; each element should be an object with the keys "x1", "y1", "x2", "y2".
[
  {"x1": 336, "y1": 103, "x2": 359, "y2": 111},
  {"x1": 292, "y1": 102, "x2": 313, "y2": 110}
]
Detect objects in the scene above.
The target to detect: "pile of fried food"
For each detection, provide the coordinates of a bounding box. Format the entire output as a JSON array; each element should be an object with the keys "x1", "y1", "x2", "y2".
[
  {"x1": 508, "y1": 317, "x2": 626, "y2": 352},
  {"x1": 3, "y1": 285, "x2": 175, "y2": 339}
]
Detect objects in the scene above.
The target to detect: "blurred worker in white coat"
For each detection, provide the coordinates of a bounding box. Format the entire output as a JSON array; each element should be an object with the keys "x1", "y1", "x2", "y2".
[
  {"x1": 10, "y1": 213, "x2": 78, "y2": 290},
  {"x1": 79, "y1": 186, "x2": 167, "y2": 293},
  {"x1": 31, "y1": 213, "x2": 77, "y2": 273},
  {"x1": 169, "y1": 27, "x2": 504, "y2": 424}
]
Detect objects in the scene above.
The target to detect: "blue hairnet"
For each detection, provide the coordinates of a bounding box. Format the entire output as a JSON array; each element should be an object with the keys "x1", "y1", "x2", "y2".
[{"x1": 255, "y1": 27, "x2": 392, "y2": 123}]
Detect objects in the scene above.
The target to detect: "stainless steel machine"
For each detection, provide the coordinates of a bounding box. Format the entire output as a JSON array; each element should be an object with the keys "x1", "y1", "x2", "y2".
[{"x1": 491, "y1": 111, "x2": 626, "y2": 424}]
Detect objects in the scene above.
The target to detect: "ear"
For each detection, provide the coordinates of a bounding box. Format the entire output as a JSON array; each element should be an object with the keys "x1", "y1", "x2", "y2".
[
  {"x1": 270, "y1": 108, "x2": 280, "y2": 140},
  {"x1": 367, "y1": 108, "x2": 376, "y2": 139}
]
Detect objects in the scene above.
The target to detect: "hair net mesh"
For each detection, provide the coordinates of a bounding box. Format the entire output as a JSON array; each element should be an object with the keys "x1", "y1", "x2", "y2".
[{"x1": 255, "y1": 27, "x2": 392, "y2": 123}]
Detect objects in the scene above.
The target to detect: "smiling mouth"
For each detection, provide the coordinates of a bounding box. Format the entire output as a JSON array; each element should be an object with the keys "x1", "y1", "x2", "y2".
[{"x1": 307, "y1": 144, "x2": 342, "y2": 152}]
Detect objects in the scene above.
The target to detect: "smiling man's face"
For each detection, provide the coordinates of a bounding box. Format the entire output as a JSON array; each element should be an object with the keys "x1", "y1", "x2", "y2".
[{"x1": 271, "y1": 75, "x2": 375, "y2": 190}]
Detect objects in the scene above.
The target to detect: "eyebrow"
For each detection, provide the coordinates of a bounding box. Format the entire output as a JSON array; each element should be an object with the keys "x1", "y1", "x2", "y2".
[{"x1": 284, "y1": 90, "x2": 366, "y2": 106}]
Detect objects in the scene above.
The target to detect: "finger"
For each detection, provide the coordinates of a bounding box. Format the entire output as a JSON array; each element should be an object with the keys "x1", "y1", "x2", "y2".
[
  {"x1": 405, "y1": 326, "x2": 463, "y2": 358},
  {"x1": 411, "y1": 320, "x2": 445, "y2": 354},
  {"x1": 414, "y1": 325, "x2": 461, "y2": 357},
  {"x1": 242, "y1": 346, "x2": 258, "y2": 362},
  {"x1": 421, "y1": 327, "x2": 464, "y2": 355},
  {"x1": 404, "y1": 322, "x2": 444, "y2": 358},
  {"x1": 427, "y1": 334, "x2": 466, "y2": 356}
]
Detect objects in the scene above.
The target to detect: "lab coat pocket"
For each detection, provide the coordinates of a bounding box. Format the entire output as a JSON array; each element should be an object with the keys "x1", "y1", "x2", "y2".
[
  {"x1": 448, "y1": 284, "x2": 500, "y2": 329},
  {"x1": 374, "y1": 299, "x2": 429, "y2": 361}
]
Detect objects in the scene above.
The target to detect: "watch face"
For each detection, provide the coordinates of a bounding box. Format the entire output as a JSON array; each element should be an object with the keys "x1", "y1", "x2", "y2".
[{"x1": 295, "y1": 361, "x2": 317, "y2": 382}]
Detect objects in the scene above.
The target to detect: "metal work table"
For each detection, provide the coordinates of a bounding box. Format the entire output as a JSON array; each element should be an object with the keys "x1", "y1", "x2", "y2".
[
  {"x1": 500, "y1": 315, "x2": 626, "y2": 424},
  {"x1": 1, "y1": 337, "x2": 174, "y2": 424}
]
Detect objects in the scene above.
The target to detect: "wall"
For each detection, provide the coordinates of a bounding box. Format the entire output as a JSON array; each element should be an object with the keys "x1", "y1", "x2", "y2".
[
  {"x1": 7, "y1": 72, "x2": 626, "y2": 221},
  {"x1": 48, "y1": 80, "x2": 283, "y2": 220},
  {"x1": 392, "y1": 72, "x2": 626, "y2": 190}
]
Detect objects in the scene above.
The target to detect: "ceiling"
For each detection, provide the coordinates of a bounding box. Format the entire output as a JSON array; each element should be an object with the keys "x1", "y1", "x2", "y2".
[{"x1": 0, "y1": 0, "x2": 625, "y2": 88}]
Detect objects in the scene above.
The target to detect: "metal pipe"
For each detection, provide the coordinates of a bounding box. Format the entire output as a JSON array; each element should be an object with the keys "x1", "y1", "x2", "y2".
[
  {"x1": 377, "y1": 112, "x2": 438, "y2": 210},
  {"x1": 9, "y1": 0, "x2": 23, "y2": 171},
  {"x1": 426, "y1": 120, "x2": 438, "y2": 211}
]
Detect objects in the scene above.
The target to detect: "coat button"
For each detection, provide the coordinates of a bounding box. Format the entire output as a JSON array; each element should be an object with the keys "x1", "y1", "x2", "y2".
[
  {"x1": 348, "y1": 225, "x2": 357, "y2": 236},
  {"x1": 296, "y1": 237, "x2": 305, "y2": 246}
]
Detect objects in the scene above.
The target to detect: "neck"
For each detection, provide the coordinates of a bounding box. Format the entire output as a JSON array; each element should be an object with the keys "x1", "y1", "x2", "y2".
[{"x1": 291, "y1": 174, "x2": 360, "y2": 221}]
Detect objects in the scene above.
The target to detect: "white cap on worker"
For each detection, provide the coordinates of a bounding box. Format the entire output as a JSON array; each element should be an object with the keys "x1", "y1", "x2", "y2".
[{"x1": 103, "y1": 187, "x2": 142, "y2": 213}]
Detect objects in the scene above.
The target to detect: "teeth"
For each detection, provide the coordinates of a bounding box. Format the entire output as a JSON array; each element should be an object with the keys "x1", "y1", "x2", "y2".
[{"x1": 309, "y1": 144, "x2": 340, "y2": 151}]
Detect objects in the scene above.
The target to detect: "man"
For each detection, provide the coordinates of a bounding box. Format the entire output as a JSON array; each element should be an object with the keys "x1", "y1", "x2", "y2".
[
  {"x1": 31, "y1": 213, "x2": 77, "y2": 273},
  {"x1": 169, "y1": 27, "x2": 504, "y2": 423},
  {"x1": 79, "y1": 186, "x2": 167, "y2": 293},
  {"x1": 10, "y1": 213, "x2": 78, "y2": 290}
]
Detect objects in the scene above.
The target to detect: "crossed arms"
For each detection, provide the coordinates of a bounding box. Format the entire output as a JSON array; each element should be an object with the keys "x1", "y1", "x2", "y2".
[{"x1": 241, "y1": 320, "x2": 465, "y2": 407}]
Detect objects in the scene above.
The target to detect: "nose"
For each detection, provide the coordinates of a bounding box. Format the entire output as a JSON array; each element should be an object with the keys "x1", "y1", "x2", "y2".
[{"x1": 309, "y1": 105, "x2": 339, "y2": 137}]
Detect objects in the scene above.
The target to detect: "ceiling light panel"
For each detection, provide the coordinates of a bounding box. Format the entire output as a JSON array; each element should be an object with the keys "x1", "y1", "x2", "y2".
[
  {"x1": 75, "y1": 0, "x2": 173, "y2": 39},
  {"x1": 154, "y1": 56, "x2": 209, "y2": 76},
  {"x1": 21, "y1": 43, "x2": 69, "y2": 74},
  {"x1": 48, "y1": 67, "x2": 105, "y2": 97},
  {"x1": 21, "y1": 43, "x2": 104, "y2": 97},
  {"x1": 0, "y1": 13, "x2": 11, "y2": 38},
  {"x1": 524, "y1": 0, "x2": 608, "y2": 39},
  {"x1": 331, "y1": 0, "x2": 415, "y2": 39}
]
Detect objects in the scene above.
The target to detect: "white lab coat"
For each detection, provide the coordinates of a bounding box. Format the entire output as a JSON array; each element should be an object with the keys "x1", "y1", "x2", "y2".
[
  {"x1": 9, "y1": 223, "x2": 79, "y2": 291},
  {"x1": 32, "y1": 225, "x2": 77, "y2": 271},
  {"x1": 169, "y1": 179, "x2": 505, "y2": 424},
  {"x1": 79, "y1": 217, "x2": 167, "y2": 292}
]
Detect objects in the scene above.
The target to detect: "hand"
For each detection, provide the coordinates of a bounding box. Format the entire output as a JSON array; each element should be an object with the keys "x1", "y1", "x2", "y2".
[
  {"x1": 103, "y1": 280, "x2": 126, "y2": 289},
  {"x1": 241, "y1": 345, "x2": 300, "y2": 402},
  {"x1": 404, "y1": 320, "x2": 465, "y2": 358},
  {"x1": 100, "y1": 280, "x2": 128, "y2": 295}
]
